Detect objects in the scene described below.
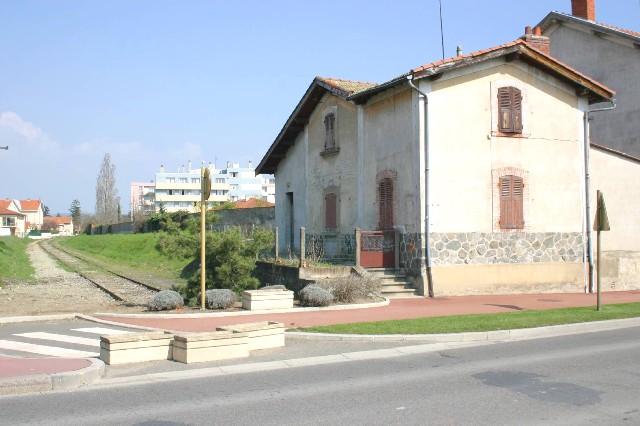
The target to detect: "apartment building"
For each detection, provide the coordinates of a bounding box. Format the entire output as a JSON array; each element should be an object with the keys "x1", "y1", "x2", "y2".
[{"x1": 131, "y1": 161, "x2": 275, "y2": 214}]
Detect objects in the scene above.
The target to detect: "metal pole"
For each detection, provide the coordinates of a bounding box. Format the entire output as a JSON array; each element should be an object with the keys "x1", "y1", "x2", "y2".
[
  {"x1": 200, "y1": 166, "x2": 206, "y2": 310},
  {"x1": 596, "y1": 190, "x2": 602, "y2": 311}
]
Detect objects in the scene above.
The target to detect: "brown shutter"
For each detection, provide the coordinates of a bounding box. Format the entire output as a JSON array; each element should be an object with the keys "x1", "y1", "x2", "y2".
[
  {"x1": 498, "y1": 87, "x2": 512, "y2": 132},
  {"x1": 497, "y1": 87, "x2": 523, "y2": 133},
  {"x1": 499, "y1": 175, "x2": 524, "y2": 229},
  {"x1": 325, "y1": 192, "x2": 337, "y2": 230},
  {"x1": 378, "y1": 178, "x2": 394, "y2": 229},
  {"x1": 512, "y1": 88, "x2": 523, "y2": 132},
  {"x1": 324, "y1": 113, "x2": 336, "y2": 149}
]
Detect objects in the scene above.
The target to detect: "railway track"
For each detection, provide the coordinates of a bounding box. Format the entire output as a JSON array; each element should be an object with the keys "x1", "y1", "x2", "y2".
[{"x1": 39, "y1": 240, "x2": 159, "y2": 306}]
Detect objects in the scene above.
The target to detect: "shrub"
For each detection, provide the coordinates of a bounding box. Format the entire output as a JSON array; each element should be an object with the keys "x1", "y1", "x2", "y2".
[
  {"x1": 299, "y1": 285, "x2": 333, "y2": 307},
  {"x1": 317, "y1": 274, "x2": 381, "y2": 304},
  {"x1": 205, "y1": 289, "x2": 236, "y2": 309},
  {"x1": 260, "y1": 284, "x2": 287, "y2": 291},
  {"x1": 147, "y1": 290, "x2": 184, "y2": 311}
]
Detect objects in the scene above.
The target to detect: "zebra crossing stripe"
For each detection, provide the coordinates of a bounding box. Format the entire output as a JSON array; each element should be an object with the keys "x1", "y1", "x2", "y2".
[
  {"x1": 71, "y1": 327, "x2": 135, "y2": 335},
  {"x1": 0, "y1": 340, "x2": 98, "y2": 358},
  {"x1": 14, "y1": 332, "x2": 99, "y2": 347}
]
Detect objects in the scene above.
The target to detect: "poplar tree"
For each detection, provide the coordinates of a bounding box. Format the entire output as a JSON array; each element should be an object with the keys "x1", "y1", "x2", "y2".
[{"x1": 95, "y1": 153, "x2": 119, "y2": 224}]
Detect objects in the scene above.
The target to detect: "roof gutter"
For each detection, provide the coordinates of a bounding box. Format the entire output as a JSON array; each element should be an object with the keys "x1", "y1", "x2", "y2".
[
  {"x1": 583, "y1": 99, "x2": 616, "y2": 293},
  {"x1": 407, "y1": 76, "x2": 434, "y2": 298}
]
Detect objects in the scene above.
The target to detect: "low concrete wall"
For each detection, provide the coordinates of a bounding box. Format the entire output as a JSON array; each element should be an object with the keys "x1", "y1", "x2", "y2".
[
  {"x1": 253, "y1": 261, "x2": 353, "y2": 295},
  {"x1": 425, "y1": 262, "x2": 585, "y2": 296}
]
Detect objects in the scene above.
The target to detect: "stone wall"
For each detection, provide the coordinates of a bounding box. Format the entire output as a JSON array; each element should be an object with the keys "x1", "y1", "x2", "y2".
[{"x1": 399, "y1": 232, "x2": 584, "y2": 271}]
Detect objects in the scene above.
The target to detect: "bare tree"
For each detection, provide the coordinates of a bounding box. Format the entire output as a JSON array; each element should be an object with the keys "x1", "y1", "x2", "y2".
[{"x1": 95, "y1": 153, "x2": 119, "y2": 224}]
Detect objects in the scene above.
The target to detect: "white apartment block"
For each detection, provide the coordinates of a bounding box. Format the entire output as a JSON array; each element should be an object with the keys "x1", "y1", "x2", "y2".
[{"x1": 130, "y1": 161, "x2": 275, "y2": 215}]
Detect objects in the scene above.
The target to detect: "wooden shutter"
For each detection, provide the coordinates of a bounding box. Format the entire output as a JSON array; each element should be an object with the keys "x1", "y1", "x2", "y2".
[
  {"x1": 325, "y1": 192, "x2": 337, "y2": 230},
  {"x1": 324, "y1": 113, "x2": 336, "y2": 149},
  {"x1": 499, "y1": 175, "x2": 524, "y2": 229},
  {"x1": 378, "y1": 178, "x2": 394, "y2": 229},
  {"x1": 498, "y1": 87, "x2": 522, "y2": 133}
]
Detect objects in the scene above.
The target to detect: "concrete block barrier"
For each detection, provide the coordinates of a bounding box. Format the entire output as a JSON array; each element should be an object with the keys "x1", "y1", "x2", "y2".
[
  {"x1": 172, "y1": 331, "x2": 250, "y2": 364},
  {"x1": 242, "y1": 289, "x2": 294, "y2": 310},
  {"x1": 217, "y1": 321, "x2": 285, "y2": 351},
  {"x1": 100, "y1": 332, "x2": 173, "y2": 365}
]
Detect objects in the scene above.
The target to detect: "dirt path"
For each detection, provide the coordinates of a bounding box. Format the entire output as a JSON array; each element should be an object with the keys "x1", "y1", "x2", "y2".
[{"x1": 0, "y1": 242, "x2": 146, "y2": 316}]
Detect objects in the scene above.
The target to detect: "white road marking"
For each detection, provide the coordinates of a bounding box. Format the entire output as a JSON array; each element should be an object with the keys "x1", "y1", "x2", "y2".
[
  {"x1": 0, "y1": 340, "x2": 98, "y2": 358},
  {"x1": 14, "y1": 332, "x2": 99, "y2": 347},
  {"x1": 72, "y1": 327, "x2": 134, "y2": 335}
]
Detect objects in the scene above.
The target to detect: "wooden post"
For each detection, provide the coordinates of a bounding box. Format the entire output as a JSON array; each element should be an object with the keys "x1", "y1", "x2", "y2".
[
  {"x1": 355, "y1": 228, "x2": 361, "y2": 267},
  {"x1": 274, "y1": 227, "x2": 279, "y2": 261},
  {"x1": 299, "y1": 227, "x2": 305, "y2": 268}
]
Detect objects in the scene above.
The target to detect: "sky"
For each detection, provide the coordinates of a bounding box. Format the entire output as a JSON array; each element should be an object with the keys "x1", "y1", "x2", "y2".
[{"x1": 1, "y1": 0, "x2": 639, "y2": 216}]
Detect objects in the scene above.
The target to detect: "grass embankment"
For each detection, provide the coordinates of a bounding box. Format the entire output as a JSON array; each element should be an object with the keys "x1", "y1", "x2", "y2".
[
  {"x1": 58, "y1": 234, "x2": 191, "y2": 282},
  {"x1": 299, "y1": 303, "x2": 640, "y2": 335},
  {"x1": 0, "y1": 236, "x2": 35, "y2": 285}
]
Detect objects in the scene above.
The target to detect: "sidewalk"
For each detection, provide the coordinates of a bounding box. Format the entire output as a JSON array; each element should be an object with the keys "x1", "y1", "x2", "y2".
[{"x1": 2, "y1": 290, "x2": 640, "y2": 396}]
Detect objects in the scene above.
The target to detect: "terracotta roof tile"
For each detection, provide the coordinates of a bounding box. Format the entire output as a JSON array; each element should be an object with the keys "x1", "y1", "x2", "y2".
[
  {"x1": 18, "y1": 199, "x2": 41, "y2": 211},
  {"x1": 43, "y1": 216, "x2": 72, "y2": 225},
  {"x1": 317, "y1": 77, "x2": 378, "y2": 95},
  {"x1": 0, "y1": 206, "x2": 25, "y2": 216},
  {"x1": 230, "y1": 198, "x2": 274, "y2": 209}
]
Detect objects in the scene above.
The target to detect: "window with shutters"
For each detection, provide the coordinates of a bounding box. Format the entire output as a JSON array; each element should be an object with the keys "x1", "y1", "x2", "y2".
[
  {"x1": 498, "y1": 87, "x2": 522, "y2": 133},
  {"x1": 321, "y1": 109, "x2": 340, "y2": 156},
  {"x1": 325, "y1": 192, "x2": 337, "y2": 230},
  {"x1": 378, "y1": 179, "x2": 394, "y2": 229},
  {"x1": 491, "y1": 80, "x2": 528, "y2": 138},
  {"x1": 499, "y1": 175, "x2": 524, "y2": 229}
]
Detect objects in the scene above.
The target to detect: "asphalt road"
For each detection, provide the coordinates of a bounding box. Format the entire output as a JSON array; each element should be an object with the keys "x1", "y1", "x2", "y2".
[{"x1": 2, "y1": 326, "x2": 640, "y2": 425}]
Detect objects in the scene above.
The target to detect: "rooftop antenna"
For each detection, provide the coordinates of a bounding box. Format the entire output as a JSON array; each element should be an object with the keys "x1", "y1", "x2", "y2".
[{"x1": 439, "y1": 0, "x2": 445, "y2": 60}]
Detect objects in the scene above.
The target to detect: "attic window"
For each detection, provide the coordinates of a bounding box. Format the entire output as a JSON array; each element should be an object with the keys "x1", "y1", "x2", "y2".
[
  {"x1": 498, "y1": 87, "x2": 523, "y2": 133},
  {"x1": 324, "y1": 113, "x2": 336, "y2": 150}
]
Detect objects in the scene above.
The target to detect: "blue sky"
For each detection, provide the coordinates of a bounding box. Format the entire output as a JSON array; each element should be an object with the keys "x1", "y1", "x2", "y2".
[{"x1": 1, "y1": 0, "x2": 638, "y2": 215}]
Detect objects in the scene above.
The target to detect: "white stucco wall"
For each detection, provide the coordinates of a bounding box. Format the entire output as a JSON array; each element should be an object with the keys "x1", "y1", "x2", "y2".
[{"x1": 425, "y1": 63, "x2": 584, "y2": 233}]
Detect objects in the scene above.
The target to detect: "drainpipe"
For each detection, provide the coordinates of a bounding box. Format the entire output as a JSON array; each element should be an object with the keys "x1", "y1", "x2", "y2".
[
  {"x1": 407, "y1": 76, "x2": 434, "y2": 297},
  {"x1": 583, "y1": 99, "x2": 616, "y2": 293}
]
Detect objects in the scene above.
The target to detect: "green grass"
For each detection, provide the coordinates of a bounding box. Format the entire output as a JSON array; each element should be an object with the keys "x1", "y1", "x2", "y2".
[
  {"x1": 0, "y1": 236, "x2": 36, "y2": 285},
  {"x1": 298, "y1": 303, "x2": 640, "y2": 334},
  {"x1": 57, "y1": 234, "x2": 191, "y2": 281}
]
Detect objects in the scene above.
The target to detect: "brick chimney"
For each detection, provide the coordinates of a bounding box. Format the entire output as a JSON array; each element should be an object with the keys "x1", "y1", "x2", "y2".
[
  {"x1": 572, "y1": 0, "x2": 595, "y2": 21},
  {"x1": 521, "y1": 26, "x2": 551, "y2": 56}
]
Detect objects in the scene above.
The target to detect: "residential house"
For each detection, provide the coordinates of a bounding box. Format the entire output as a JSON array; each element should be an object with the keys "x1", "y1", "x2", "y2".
[
  {"x1": 537, "y1": 0, "x2": 640, "y2": 158},
  {"x1": 0, "y1": 199, "x2": 27, "y2": 237},
  {"x1": 256, "y1": 33, "x2": 640, "y2": 296},
  {"x1": 16, "y1": 199, "x2": 44, "y2": 230},
  {"x1": 43, "y1": 216, "x2": 74, "y2": 235},
  {"x1": 534, "y1": 0, "x2": 640, "y2": 292}
]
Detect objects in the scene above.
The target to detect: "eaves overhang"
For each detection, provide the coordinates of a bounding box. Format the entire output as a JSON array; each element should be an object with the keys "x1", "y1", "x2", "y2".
[{"x1": 537, "y1": 11, "x2": 640, "y2": 46}]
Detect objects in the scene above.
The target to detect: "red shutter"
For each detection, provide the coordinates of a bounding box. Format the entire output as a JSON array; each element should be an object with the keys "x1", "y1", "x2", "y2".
[
  {"x1": 378, "y1": 178, "x2": 394, "y2": 229},
  {"x1": 325, "y1": 192, "x2": 337, "y2": 230},
  {"x1": 499, "y1": 175, "x2": 524, "y2": 229}
]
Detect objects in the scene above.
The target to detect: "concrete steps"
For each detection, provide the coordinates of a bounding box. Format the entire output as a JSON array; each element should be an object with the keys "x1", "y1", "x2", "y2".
[{"x1": 366, "y1": 268, "x2": 417, "y2": 298}]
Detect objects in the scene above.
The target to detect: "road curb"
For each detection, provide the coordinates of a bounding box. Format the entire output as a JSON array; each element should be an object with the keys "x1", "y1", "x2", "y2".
[
  {"x1": 286, "y1": 316, "x2": 640, "y2": 342},
  {"x1": 0, "y1": 358, "x2": 105, "y2": 396},
  {"x1": 0, "y1": 314, "x2": 78, "y2": 325},
  {"x1": 93, "y1": 298, "x2": 391, "y2": 320}
]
